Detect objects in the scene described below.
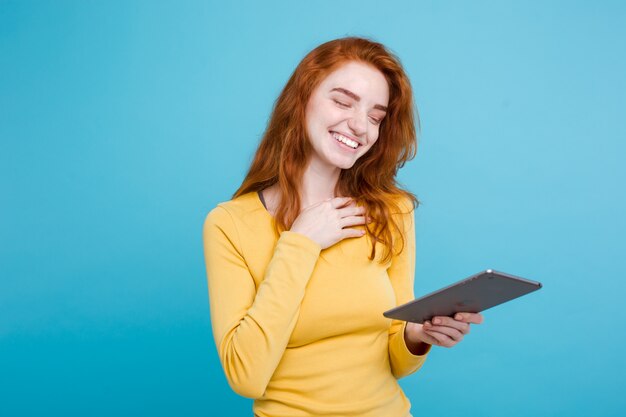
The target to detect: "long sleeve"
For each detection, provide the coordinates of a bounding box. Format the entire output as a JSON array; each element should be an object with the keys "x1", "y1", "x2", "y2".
[
  {"x1": 386, "y1": 198, "x2": 431, "y2": 379},
  {"x1": 202, "y1": 205, "x2": 321, "y2": 398}
]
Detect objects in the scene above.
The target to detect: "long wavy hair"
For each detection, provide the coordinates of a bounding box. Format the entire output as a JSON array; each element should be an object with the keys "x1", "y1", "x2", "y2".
[{"x1": 233, "y1": 36, "x2": 420, "y2": 263}]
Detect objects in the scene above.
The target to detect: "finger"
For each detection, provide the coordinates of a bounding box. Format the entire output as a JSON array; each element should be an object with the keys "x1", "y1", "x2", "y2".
[
  {"x1": 422, "y1": 328, "x2": 455, "y2": 347},
  {"x1": 423, "y1": 322, "x2": 464, "y2": 341},
  {"x1": 454, "y1": 312, "x2": 484, "y2": 324},
  {"x1": 431, "y1": 316, "x2": 470, "y2": 334},
  {"x1": 340, "y1": 215, "x2": 367, "y2": 228},
  {"x1": 341, "y1": 227, "x2": 366, "y2": 240},
  {"x1": 337, "y1": 204, "x2": 365, "y2": 218},
  {"x1": 331, "y1": 197, "x2": 354, "y2": 209},
  {"x1": 414, "y1": 331, "x2": 439, "y2": 347}
]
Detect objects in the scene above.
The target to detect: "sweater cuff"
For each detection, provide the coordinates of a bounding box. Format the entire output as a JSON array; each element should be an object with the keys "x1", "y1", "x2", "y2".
[{"x1": 389, "y1": 321, "x2": 430, "y2": 379}]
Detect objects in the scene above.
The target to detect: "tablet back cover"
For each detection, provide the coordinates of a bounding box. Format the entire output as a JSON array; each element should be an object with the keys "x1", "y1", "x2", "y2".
[{"x1": 383, "y1": 270, "x2": 542, "y2": 323}]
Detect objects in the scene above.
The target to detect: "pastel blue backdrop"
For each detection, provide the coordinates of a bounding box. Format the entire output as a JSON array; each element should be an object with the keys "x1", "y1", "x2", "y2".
[{"x1": 1, "y1": 1, "x2": 624, "y2": 416}]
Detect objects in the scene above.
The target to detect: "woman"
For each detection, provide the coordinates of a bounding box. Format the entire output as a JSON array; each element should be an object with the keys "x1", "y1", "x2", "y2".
[{"x1": 202, "y1": 37, "x2": 483, "y2": 417}]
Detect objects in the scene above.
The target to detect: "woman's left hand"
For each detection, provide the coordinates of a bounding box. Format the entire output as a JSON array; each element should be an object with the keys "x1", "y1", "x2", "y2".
[{"x1": 404, "y1": 312, "x2": 484, "y2": 350}]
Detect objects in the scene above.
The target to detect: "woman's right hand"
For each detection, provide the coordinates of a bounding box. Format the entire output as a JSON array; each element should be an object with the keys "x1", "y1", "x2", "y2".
[{"x1": 290, "y1": 197, "x2": 367, "y2": 249}]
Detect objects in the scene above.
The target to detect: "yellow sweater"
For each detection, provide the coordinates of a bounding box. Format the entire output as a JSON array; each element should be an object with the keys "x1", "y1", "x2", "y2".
[{"x1": 202, "y1": 191, "x2": 430, "y2": 417}]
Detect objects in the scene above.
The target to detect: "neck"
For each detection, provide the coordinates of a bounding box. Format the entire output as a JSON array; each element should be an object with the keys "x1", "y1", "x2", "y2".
[
  {"x1": 261, "y1": 159, "x2": 342, "y2": 214},
  {"x1": 299, "y1": 158, "x2": 341, "y2": 208}
]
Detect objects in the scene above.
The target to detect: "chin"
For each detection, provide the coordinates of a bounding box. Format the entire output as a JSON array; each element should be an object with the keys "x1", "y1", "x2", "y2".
[
  {"x1": 326, "y1": 154, "x2": 357, "y2": 170},
  {"x1": 339, "y1": 161, "x2": 357, "y2": 170}
]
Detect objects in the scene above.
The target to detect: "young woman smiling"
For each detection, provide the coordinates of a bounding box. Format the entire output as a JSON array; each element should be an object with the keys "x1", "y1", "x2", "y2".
[{"x1": 202, "y1": 37, "x2": 483, "y2": 417}]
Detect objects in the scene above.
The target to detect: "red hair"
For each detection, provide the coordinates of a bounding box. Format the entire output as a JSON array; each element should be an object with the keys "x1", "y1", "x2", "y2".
[{"x1": 233, "y1": 36, "x2": 419, "y2": 263}]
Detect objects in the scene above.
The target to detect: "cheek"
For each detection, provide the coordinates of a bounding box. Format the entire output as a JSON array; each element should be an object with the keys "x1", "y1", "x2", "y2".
[
  {"x1": 305, "y1": 101, "x2": 323, "y2": 130},
  {"x1": 367, "y1": 128, "x2": 381, "y2": 146},
  {"x1": 309, "y1": 99, "x2": 335, "y2": 122}
]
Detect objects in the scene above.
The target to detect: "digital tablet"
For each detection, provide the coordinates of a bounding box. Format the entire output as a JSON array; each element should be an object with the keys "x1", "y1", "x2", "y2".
[{"x1": 383, "y1": 269, "x2": 542, "y2": 323}]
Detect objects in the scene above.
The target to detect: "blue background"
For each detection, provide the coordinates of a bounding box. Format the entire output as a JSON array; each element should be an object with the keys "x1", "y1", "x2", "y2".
[{"x1": 1, "y1": 1, "x2": 625, "y2": 416}]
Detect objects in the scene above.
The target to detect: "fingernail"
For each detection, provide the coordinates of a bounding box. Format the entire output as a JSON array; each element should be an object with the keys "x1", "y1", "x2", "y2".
[
  {"x1": 433, "y1": 318, "x2": 441, "y2": 325},
  {"x1": 455, "y1": 314, "x2": 463, "y2": 321},
  {"x1": 424, "y1": 321, "x2": 430, "y2": 327}
]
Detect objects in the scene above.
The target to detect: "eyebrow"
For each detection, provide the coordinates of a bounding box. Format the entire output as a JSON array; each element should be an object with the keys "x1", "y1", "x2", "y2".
[{"x1": 330, "y1": 87, "x2": 388, "y2": 112}]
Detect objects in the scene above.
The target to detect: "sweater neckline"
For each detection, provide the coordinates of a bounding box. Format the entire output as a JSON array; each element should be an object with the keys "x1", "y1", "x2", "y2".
[{"x1": 254, "y1": 190, "x2": 275, "y2": 220}]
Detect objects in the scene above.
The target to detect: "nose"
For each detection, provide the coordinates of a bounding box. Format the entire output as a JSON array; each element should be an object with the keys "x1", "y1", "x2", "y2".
[{"x1": 347, "y1": 112, "x2": 367, "y2": 138}]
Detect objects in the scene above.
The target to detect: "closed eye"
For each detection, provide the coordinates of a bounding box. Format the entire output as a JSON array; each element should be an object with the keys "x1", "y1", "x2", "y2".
[
  {"x1": 369, "y1": 117, "x2": 382, "y2": 125},
  {"x1": 333, "y1": 99, "x2": 350, "y2": 108}
]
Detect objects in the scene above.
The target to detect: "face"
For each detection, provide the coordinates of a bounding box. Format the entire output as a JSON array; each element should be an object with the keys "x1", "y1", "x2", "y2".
[{"x1": 304, "y1": 61, "x2": 389, "y2": 171}]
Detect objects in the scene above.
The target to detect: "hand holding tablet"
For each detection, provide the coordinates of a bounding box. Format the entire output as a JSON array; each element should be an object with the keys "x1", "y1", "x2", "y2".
[{"x1": 387, "y1": 270, "x2": 542, "y2": 349}]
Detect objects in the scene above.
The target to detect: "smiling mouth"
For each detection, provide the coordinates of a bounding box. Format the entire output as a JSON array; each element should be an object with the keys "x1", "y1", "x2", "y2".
[{"x1": 331, "y1": 131, "x2": 360, "y2": 149}]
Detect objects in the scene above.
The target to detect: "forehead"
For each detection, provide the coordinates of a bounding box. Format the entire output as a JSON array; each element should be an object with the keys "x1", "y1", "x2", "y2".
[{"x1": 317, "y1": 61, "x2": 389, "y2": 104}]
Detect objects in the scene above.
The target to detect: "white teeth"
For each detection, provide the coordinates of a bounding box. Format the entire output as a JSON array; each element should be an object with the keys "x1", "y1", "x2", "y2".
[{"x1": 332, "y1": 132, "x2": 359, "y2": 149}]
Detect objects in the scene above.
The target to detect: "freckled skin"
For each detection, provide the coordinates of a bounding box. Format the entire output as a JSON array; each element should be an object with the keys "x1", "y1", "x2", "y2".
[{"x1": 305, "y1": 61, "x2": 389, "y2": 172}]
